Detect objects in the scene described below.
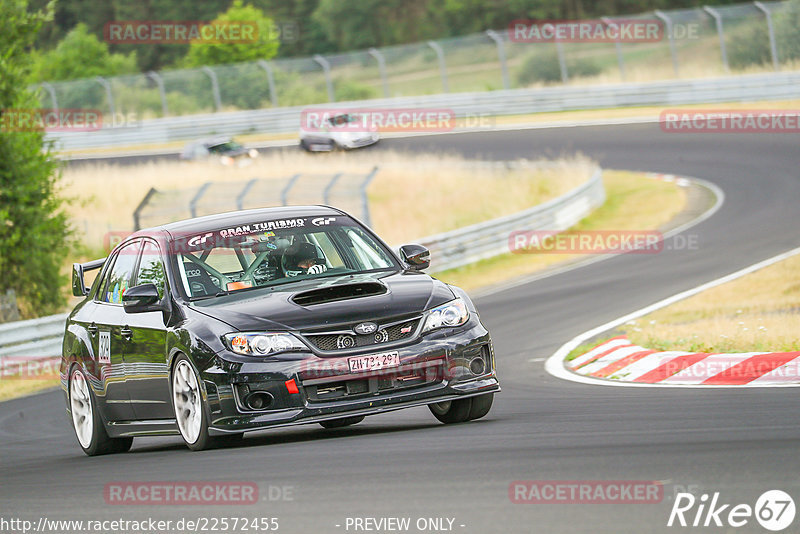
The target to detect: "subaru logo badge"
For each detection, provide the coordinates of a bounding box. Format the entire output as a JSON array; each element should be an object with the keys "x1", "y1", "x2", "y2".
[{"x1": 354, "y1": 322, "x2": 378, "y2": 335}]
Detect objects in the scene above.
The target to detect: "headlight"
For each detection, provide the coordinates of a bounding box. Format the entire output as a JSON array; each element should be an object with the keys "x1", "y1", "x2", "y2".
[
  {"x1": 422, "y1": 298, "x2": 469, "y2": 333},
  {"x1": 223, "y1": 332, "x2": 306, "y2": 356}
]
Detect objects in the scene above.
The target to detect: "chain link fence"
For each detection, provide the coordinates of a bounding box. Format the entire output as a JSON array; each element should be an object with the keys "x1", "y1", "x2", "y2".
[{"x1": 34, "y1": 1, "x2": 799, "y2": 123}]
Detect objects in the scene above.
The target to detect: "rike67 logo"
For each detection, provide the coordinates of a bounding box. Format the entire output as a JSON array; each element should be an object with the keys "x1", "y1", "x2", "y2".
[{"x1": 668, "y1": 490, "x2": 795, "y2": 531}]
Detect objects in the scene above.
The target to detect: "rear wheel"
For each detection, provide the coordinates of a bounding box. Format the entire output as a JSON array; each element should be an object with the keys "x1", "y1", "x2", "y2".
[
  {"x1": 319, "y1": 416, "x2": 365, "y2": 429},
  {"x1": 69, "y1": 367, "x2": 133, "y2": 456},
  {"x1": 429, "y1": 398, "x2": 473, "y2": 424},
  {"x1": 467, "y1": 393, "x2": 494, "y2": 420},
  {"x1": 172, "y1": 356, "x2": 214, "y2": 451}
]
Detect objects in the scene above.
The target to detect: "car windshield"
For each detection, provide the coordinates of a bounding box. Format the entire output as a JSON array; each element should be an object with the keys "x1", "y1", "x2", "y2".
[
  {"x1": 207, "y1": 141, "x2": 242, "y2": 153},
  {"x1": 328, "y1": 114, "x2": 359, "y2": 126},
  {"x1": 172, "y1": 215, "x2": 398, "y2": 300}
]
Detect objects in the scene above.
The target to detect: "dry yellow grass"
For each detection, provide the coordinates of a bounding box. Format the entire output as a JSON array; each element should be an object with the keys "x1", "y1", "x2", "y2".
[
  {"x1": 624, "y1": 253, "x2": 800, "y2": 353},
  {"x1": 0, "y1": 377, "x2": 61, "y2": 402},
  {"x1": 59, "y1": 151, "x2": 595, "y2": 250},
  {"x1": 437, "y1": 170, "x2": 686, "y2": 292}
]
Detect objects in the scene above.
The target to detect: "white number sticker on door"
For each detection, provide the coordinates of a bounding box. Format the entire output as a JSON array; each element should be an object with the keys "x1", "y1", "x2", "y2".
[{"x1": 98, "y1": 331, "x2": 111, "y2": 364}]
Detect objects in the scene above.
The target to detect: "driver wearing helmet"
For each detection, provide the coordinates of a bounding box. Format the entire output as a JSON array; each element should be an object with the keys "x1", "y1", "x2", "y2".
[{"x1": 282, "y1": 241, "x2": 327, "y2": 277}]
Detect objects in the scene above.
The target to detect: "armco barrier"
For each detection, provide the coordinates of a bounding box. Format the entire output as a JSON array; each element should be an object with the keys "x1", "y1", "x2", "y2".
[
  {"x1": 46, "y1": 71, "x2": 800, "y2": 151},
  {"x1": 0, "y1": 166, "x2": 603, "y2": 360}
]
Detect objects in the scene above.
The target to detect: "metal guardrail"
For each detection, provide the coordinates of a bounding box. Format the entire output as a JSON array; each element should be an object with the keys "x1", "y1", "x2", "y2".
[
  {"x1": 47, "y1": 71, "x2": 800, "y2": 151},
  {"x1": 0, "y1": 165, "x2": 603, "y2": 361}
]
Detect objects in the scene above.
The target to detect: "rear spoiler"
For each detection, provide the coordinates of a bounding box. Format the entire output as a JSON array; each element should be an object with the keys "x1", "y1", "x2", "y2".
[{"x1": 71, "y1": 258, "x2": 107, "y2": 297}]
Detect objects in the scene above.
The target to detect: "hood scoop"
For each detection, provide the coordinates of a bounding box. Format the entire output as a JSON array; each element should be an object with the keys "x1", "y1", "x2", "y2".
[{"x1": 292, "y1": 282, "x2": 387, "y2": 307}]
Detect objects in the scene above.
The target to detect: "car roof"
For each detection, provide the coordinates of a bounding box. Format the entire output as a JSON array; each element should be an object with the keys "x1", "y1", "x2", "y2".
[{"x1": 136, "y1": 205, "x2": 346, "y2": 238}]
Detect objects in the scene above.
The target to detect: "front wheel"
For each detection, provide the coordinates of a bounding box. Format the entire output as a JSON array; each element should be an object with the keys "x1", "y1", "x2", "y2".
[
  {"x1": 171, "y1": 356, "x2": 214, "y2": 451},
  {"x1": 467, "y1": 393, "x2": 494, "y2": 420},
  {"x1": 70, "y1": 367, "x2": 133, "y2": 456},
  {"x1": 429, "y1": 398, "x2": 473, "y2": 424},
  {"x1": 319, "y1": 416, "x2": 365, "y2": 429}
]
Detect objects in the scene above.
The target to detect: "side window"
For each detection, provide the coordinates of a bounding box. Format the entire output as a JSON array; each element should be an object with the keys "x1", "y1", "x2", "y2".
[
  {"x1": 102, "y1": 241, "x2": 141, "y2": 304},
  {"x1": 135, "y1": 241, "x2": 167, "y2": 299}
]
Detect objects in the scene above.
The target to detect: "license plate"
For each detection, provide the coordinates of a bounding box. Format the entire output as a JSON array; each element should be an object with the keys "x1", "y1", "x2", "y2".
[{"x1": 348, "y1": 351, "x2": 400, "y2": 373}]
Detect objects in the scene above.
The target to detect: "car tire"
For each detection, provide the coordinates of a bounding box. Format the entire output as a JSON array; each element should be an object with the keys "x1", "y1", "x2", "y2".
[
  {"x1": 319, "y1": 416, "x2": 365, "y2": 429},
  {"x1": 69, "y1": 366, "x2": 133, "y2": 456},
  {"x1": 467, "y1": 393, "x2": 494, "y2": 420},
  {"x1": 428, "y1": 398, "x2": 473, "y2": 424},
  {"x1": 299, "y1": 139, "x2": 311, "y2": 151},
  {"x1": 171, "y1": 355, "x2": 214, "y2": 451}
]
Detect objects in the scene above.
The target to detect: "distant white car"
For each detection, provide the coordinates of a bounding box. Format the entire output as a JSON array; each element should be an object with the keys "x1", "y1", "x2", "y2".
[{"x1": 299, "y1": 113, "x2": 379, "y2": 152}]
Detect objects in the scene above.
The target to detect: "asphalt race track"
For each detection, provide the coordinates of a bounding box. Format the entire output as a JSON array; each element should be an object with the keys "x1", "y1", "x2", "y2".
[{"x1": 4, "y1": 123, "x2": 800, "y2": 533}]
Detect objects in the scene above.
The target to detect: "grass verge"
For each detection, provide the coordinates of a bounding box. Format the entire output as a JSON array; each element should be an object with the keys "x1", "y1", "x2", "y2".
[
  {"x1": 622, "y1": 253, "x2": 800, "y2": 353},
  {"x1": 435, "y1": 170, "x2": 687, "y2": 292},
  {"x1": 0, "y1": 377, "x2": 61, "y2": 403}
]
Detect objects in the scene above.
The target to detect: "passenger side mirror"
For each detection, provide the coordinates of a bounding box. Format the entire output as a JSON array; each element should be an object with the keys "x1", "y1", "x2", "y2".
[
  {"x1": 399, "y1": 244, "x2": 431, "y2": 271},
  {"x1": 122, "y1": 283, "x2": 163, "y2": 313}
]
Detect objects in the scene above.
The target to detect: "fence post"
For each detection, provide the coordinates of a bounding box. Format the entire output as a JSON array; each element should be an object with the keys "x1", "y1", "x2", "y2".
[
  {"x1": 133, "y1": 187, "x2": 158, "y2": 230},
  {"x1": 146, "y1": 71, "x2": 169, "y2": 117},
  {"x1": 427, "y1": 41, "x2": 449, "y2": 93},
  {"x1": 555, "y1": 41, "x2": 569, "y2": 83},
  {"x1": 754, "y1": 1, "x2": 780, "y2": 71},
  {"x1": 281, "y1": 174, "x2": 302, "y2": 205},
  {"x1": 323, "y1": 173, "x2": 343, "y2": 205},
  {"x1": 360, "y1": 166, "x2": 380, "y2": 228},
  {"x1": 601, "y1": 17, "x2": 626, "y2": 81},
  {"x1": 189, "y1": 182, "x2": 212, "y2": 218},
  {"x1": 40, "y1": 82, "x2": 58, "y2": 112},
  {"x1": 654, "y1": 10, "x2": 680, "y2": 77},
  {"x1": 703, "y1": 6, "x2": 730, "y2": 73},
  {"x1": 368, "y1": 48, "x2": 390, "y2": 98},
  {"x1": 236, "y1": 178, "x2": 259, "y2": 210},
  {"x1": 257, "y1": 60, "x2": 279, "y2": 107},
  {"x1": 95, "y1": 76, "x2": 116, "y2": 126},
  {"x1": 485, "y1": 30, "x2": 510, "y2": 90},
  {"x1": 201, "y1": 67, "x2": 223, "y2": 112},
  {"x1": 313, "y1": 55, "x2": 335, "y2": 102}
]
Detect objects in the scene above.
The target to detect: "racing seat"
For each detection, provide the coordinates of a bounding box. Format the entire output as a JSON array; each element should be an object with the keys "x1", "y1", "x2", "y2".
[{"x1": 183, "y1": 262, "x2": 218, "y2": 297}]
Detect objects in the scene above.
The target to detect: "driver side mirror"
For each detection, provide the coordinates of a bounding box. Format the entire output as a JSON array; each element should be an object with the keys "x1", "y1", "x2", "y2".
[
  {"x1": 399, "y1": 244, "x2": 430, "y2": 271},
  {"x1": 122, "y1": 283, "x2": 164, "y2": 313}
]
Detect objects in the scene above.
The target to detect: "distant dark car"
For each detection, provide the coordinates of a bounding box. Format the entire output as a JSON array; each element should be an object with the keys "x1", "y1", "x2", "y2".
[
  {"x1": 180, "y1": 136, "x2": 259, "y2": 166},
  {"x1": 63, "y1": 206, "x2": 499, "y2": 455}
]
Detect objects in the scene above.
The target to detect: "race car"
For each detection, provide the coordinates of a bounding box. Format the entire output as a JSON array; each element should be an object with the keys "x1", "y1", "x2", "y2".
[
  {"x1": 180, "y1": 136, "x2": 259, "y2": 166},
  {"x1": 299, "y1": 113, "x2": 380, "y2": 152},
  {"x1": 62, "y1": 206, "x2": 499, "y2": 454}
]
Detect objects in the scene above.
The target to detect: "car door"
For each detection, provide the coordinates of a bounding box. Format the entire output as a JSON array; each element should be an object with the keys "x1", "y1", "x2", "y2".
[
  {"x1": 124, "y1": 239, "x2": 172, "y2": 420},
  {"x1": 92, "y1": 240, "x2": 142, "y2": 421}
]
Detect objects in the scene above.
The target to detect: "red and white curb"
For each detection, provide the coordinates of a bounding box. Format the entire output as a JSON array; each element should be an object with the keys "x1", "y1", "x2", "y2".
[
  {"x1": 544, "y1": 245, "x2": 800, "y2": 388},
  {"x1": 570, "y1": 336, "x2": 800, "y2": 386}
]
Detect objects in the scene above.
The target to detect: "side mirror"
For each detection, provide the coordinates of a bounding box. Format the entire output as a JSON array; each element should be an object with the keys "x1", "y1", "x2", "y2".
[
  {"x1": 71, "y1": 263, "x2": 89, "y2": 296},
  {"x1": 122, "y1": 283, "x2": 162, "y2": 313},
  {"x1": 399, "y1": 244, "x2": 431, "y2": 271}
]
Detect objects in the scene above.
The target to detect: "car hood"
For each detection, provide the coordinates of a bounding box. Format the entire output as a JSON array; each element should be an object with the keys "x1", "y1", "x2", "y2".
[{"x1": 190, "y1": 270, "x2": 455, "y2": 332}]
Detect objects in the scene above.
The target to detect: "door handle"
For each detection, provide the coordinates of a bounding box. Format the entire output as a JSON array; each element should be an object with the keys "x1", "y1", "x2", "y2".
[
  {"x1": 121, "y1": 327, "x2": 133, "y2": 340},
  {"x1": 87, "y1": 323, "x2": 98, "y2": 336}
]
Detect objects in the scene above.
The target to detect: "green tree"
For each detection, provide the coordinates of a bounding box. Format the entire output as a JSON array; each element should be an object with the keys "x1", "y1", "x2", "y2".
[
  {"x1": 183, "y1": 0, "x2": 280, "y2": 67},
  {"x1": 0, "y1": 0, "x2": 72, "y2": 317}
]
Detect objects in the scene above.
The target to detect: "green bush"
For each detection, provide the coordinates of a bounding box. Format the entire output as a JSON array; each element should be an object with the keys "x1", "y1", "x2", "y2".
[
  {"x1": 334, "y1": 79, "x2": 378, "y2": 102},
  {"x1": 516, "y1": 49, "x2": 602, "y2": 86}
]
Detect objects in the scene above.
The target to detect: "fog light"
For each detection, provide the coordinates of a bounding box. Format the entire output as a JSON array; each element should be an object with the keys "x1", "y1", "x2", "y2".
[{"x1": 469, "y1": 356, "x2": 486, "y2": 375}]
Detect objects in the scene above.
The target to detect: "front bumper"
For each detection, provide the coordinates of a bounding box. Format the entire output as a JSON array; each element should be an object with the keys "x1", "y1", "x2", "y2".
[{"x1": 201, "y1": 322, "x2": 499, "y2": 434}]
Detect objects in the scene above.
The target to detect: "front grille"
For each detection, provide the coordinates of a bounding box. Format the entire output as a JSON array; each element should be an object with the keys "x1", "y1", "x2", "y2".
[{"x1": 304, "y1": 318, "x2": 420, "y2": 353}]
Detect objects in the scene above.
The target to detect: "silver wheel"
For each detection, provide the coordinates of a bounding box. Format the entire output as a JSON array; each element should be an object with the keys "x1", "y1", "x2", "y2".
[
  {"x1": 173, "y1": 360, "x2": 202, "y2": 444},
  {"x1": 70, "y1": 369, "x2": 93, "y2": 448}
]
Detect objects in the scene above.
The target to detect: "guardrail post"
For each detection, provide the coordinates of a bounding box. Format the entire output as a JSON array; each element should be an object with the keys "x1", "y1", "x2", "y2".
[
  {"x1": 703, "y1": 6, "x2": 730, "y2": 73},
  {"x1": 486, "y1": 30, "x2": 510, "y2": 90},
  {"x1": 201, "y1": 67, "x2": 223, "y2": 112},
  {"x1": 754, "y1": 1, "x2": 780, "y2": 71},
  {"x1": 95, "y1": 76, "x2": 116, "y2": 126},
  {"x1": 427, "y1": 41, "x2": 449, "y2": 93},
  {"x1": 146, "y1": 71, "x2": 169, "y2": 117},
  {"x1": 257, "y1": 60, "x2": 279, "y2": 107},
  {"x1": 313, "y1": 55, "x2": 335, "y2": 102},
  {"x1": 360, "y1": 166, "x2": 380, "y2": 228},
  {"x1": 655, "y1": 10, "x2": 680, "y2": 77},
  {"x1": 236, "y1": 178, "x2": 259, "y2": 210},
  {"x1": 189, "y1": 182, "x2": 212, "y2": 218},
  {"x1": 368, "y1": 48, "x2": 390, "y2": 98},
  {"x1": 281, "y1": 174, "x2": 302, "y2": 205},
  {"x1": 323, "y1": 173, "x2": 343, "y2": 205},
  {"x1": 555, "y1": 41, "x2": 569, "y2": 83},
  {"x1": 133, "y1": 187, "x2": 157, "y2": 231},
  {"x1": 601, "y1": 17, "x2": 626, "y2": 81},
  {"x1": 40, "y1": 82, "x2": 58, "y2": 112}
]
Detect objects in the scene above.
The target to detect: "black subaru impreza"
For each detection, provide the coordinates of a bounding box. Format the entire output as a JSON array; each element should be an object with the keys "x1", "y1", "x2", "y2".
[{"x1": 62, "y1": 206, "x2": 499, "y2": 455}]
